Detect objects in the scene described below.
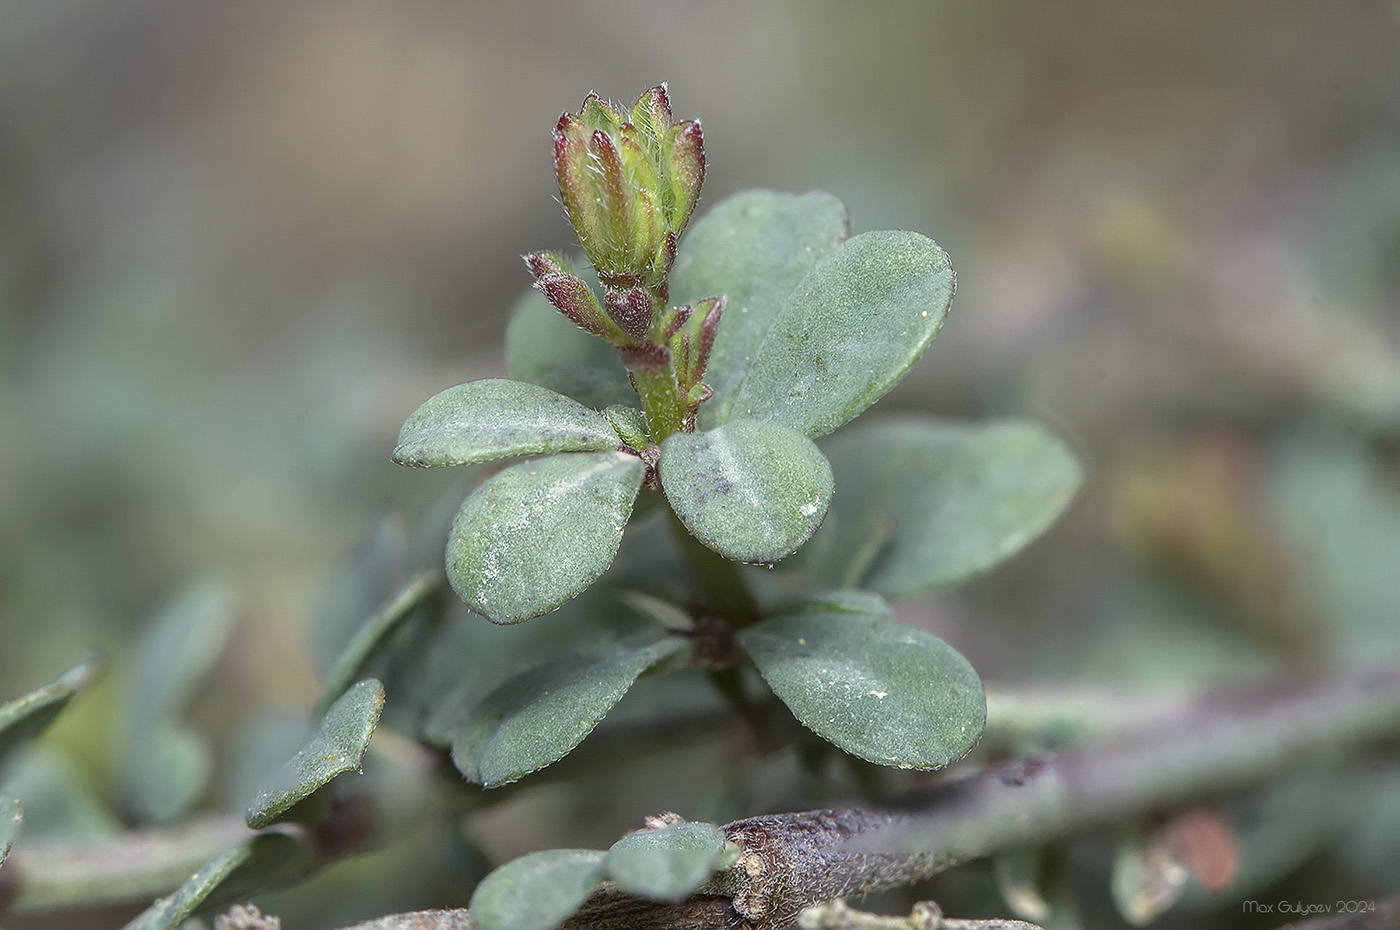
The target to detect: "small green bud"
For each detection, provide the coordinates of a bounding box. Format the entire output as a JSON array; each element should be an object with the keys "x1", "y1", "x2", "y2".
[
  {"x1": 523, "y1": 251, "x2": 625, "y2": 343},
  {"x1": 553, "y1": 85, "x2": 706, "y2": 290}
]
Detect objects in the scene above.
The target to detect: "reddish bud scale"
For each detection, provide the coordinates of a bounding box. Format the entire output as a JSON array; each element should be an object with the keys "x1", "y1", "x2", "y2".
[{"x1": 604, "y1": 288, "x2": 655, "y2": 343}]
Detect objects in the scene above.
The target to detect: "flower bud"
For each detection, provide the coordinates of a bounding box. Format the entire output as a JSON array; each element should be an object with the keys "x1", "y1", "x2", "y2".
[
  {"x1": 553, "y1": 85, "x2": 706, "y2": 290},
  {"x1": 523, "y1": 251, "x2": 624, "y2": 342}
]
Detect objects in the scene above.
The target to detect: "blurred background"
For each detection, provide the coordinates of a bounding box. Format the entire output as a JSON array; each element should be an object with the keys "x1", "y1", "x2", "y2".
[{"x1": 2, "y1": 1, "x2": 1399, "y2": 928}]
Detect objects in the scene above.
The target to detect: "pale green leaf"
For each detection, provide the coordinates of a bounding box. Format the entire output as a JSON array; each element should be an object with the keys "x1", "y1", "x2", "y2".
[
  {"x1": 815, "y1": 417, "x2": 1081, "y2": 599},
  {"x1": 660, "y1": 419, "x2": 833, "y2": 564},
  {"x1": 0, "y1": 658, "x2": 97, "y2": 777},
  {"x1": 0, "y1": 795, "x2": 20, "y2": 867},
  {"x1": 669, "y1": 190, "x2": 850, "y2": 428},
  {"x1": 447, "y1": 452, "x2": 644, "y2": 624},
  {"x1": 469, "y1": 848, "x2": 606, "y2": 930},
  {"x1": 123, "y1": 584, "x2": 236, "y2": 823},
  {"x1": 393, "y1": 379, "x2": 621, "y2": 468},
  {"x1": 730, "y1": 230, "x2": 954, "y2": 438},
  {"x1": 451, "y1": 637, "x2": 686, "y2": 787},
  {"x1": 121, "y1": 832, "x2": 314, "y2": 930},
  {"x1": 505, "y1": 285, "x2": 635, "y2": 410},
  {"x1": 604, "y1": 820, "x2": 728, "y2": 902},
  {"x1": 737, "y1": 591, "x2": 984, "y2": 769},
  {"x1": 316, "y1": 571, "x2": 444, "y2": 717},
  {"x1": 246, "y1": 679, "x2": 384, "y2": 829}
]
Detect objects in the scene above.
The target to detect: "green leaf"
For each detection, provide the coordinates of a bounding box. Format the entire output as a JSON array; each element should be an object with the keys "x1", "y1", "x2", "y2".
[
  {"x1": 451, "y1": 637, "x2": 686, "y2": 787},
  {"x1": 0, "y1": 795, "x2": 20, "y2": 867},
  {"x1": 447, "y1": 452, "x2": 644, "y2": 624},
  {"x1": 604, "y1": 820, "x2": 728, "y2": 902},
  {"x1": 316, "y1": 571, "x2": 444, "y2": 717},
  {"x1": 505, "y1": 284, "x2": 636, "y2": 410},
  {"x1": 737, "y1": 591, "x2": 984, "y2": 769},
  {"x1": 469, "y1": 848, "x2": 606, "y2": 930},
  {"x1": 246, "y1": 679, "x2": 384, "y2": 829},
  {"x1": 729, "y1": 229, "x2": 954, "y2": 438},
  {"x1": 123, "y1": 584, "x2": 237, "y2": 824},
  {"x1": 0, "y1": 659, "x2": 97, "y2": 777},
  {"x1": 815, "y1": 417, "x2": 1082, "y2": 599},
  {"x1": 122, "y1": 832, "x2": 315, "y2": 930},
  {"x1": 660, "y1": 419, "x2": 833, "y2": 564},
  {"x1": 393, "y1": 379, "x2": 622, "y2": 468},
  {"x1": 669, "y1": 190, "x2": 850, "y2": 428}
]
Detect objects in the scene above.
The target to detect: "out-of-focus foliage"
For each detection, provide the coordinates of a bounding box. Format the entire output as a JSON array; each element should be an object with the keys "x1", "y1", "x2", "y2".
[{"x1": 2, "y1": 3, "x2": 1398, "y2": 929}]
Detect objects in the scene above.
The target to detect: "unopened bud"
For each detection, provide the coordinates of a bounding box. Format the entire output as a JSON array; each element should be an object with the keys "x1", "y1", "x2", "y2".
[{"x1": 552, "y1": 85, "x2": 706, "y2": 290}]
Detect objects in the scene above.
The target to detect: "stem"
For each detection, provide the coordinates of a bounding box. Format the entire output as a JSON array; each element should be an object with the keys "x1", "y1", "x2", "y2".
[
  {"x1": 0, "y1": 814, "x2": 253, "y2": 913},
  {"x1": 557, "y1": 665, "x2": 1400, "y2": 930},
  {"x1": 628, "y1": 358, "x2": 687, "y2": 444},
  {"x1": 664, "y1": 508, "x2": 761, "y2": 629}
]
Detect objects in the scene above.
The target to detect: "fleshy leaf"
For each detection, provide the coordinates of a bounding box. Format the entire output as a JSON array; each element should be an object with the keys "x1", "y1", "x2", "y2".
[
  {"x1": 393, "y1": 379, "x2": 621, "y2": 468},
  {"x1": 123, "y1": 584, "x2": 236, "y2": 823},
  {"x1": 0, "y1": 795, "x2": 20, "y2": 867},
  {"x1": 451, "y1": 637, "x2": 686, "y2": 787},
  {"x1": 729, "y1": 229, "x2": 954, "y2": 438},
  {"x1": 121, "y1": 832, "x2": 314, "y2": 930},
  {"x1": 469, "y1": 848, "x2": 607, "y2": 930},
  {"x1": 604, "y1": 820, "x2": 729, "y2": 902},
  {"x1": 669, "y1": 190, "x2": 850, "y2": 428},
  {"x1": 446, "y1": 452, "x2": 644, "y2": 623},
  {"x1": 814, "y1": 417, "x2": 1081, "y2": 599},
  {"x1": 660, "y1": 419, "x2": 833, "y2": 564},
  {"x1": 316, "y1": 571, "x2": 444, "y2": 717},
  {"x1": 0, "y1": 659, "x2": 97, "y2": 777},
  {"x1": 737, "y1": 591, "x2": 984, "y2": 769},
  {"x1": 505, "y1": 282, "x2": 636, "y2": 410},
  {"x1": 246, "y1": 679, "x2": 384, "y2": 829}
]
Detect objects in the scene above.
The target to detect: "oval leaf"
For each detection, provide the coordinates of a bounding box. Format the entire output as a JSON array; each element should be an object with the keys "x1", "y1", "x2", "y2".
[
  {"x1": 660, "y1": 419, "x2": 833, "y2": 564},
  {"x1": 451, "y1": 637, "x2": 686, "y2": 787},
  {"x1": 247, "y1": 678, "x2": 384, "y2": 829},
  {"x1": 123, "y1": 584, "x2": 236, "y2": 823},
  {"x1": 0, "y1": 658, "x2": 98, "y2": 777},
  {"x1": 604, "y1": 820, "x2": 728, "y2": 902},
  {"x1": 730, "y1": 230, "x2": 954, "y2": 438},
  {"x1": 122, "y1": 832, "x2": 314, "y2": 930},
  {"x1": 469, "y1": 848, "x2": 606, "y2": 930},
  {"x1": 316, "y1": 571, "x2": 444, "y2": 717},
  {"x1": 393, "y1": 379, "x2": 621, "y2": 468},
  {"x1": 737, "y1": 591, "x2": 984, "y2": 769},
  {"x1": 815, "y1": 417, "x2": 1081, "y2": 599},
  {"x1": 0, "y1": 795, "x2": 20, "y2": 867},
  {"x1": 505, "y1": 285, "x2": 636, "y2": 410},
  {"x1": 669, "y1": 190, "x2": 851, "y2": 428},
  {"x1": 447, "y1": 452, "x2": 644, "y2": 624}
]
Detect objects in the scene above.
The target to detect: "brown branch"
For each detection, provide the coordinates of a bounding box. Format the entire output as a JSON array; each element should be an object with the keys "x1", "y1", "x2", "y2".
[{"x1": 334, "y1": 666, "x2": 1400, "y2": 930}]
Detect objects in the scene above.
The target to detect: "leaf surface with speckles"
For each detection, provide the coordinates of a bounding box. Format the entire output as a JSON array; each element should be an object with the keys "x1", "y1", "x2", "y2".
[
  {"x1": 660, "y1": 419, "x2": 833, "y2": 563},
  {"x1": 246, "y1": 678, "x2": 384, "y2": 829},
  {"x1": 446, "y1": 452, "x2": 644, "y2": 623},
  {"x1": 393, "y1": 378, "x2": 622, "y2": 467},
  {"x1": 737, "y1": 591, "x2": 984, "y2": 769}
]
